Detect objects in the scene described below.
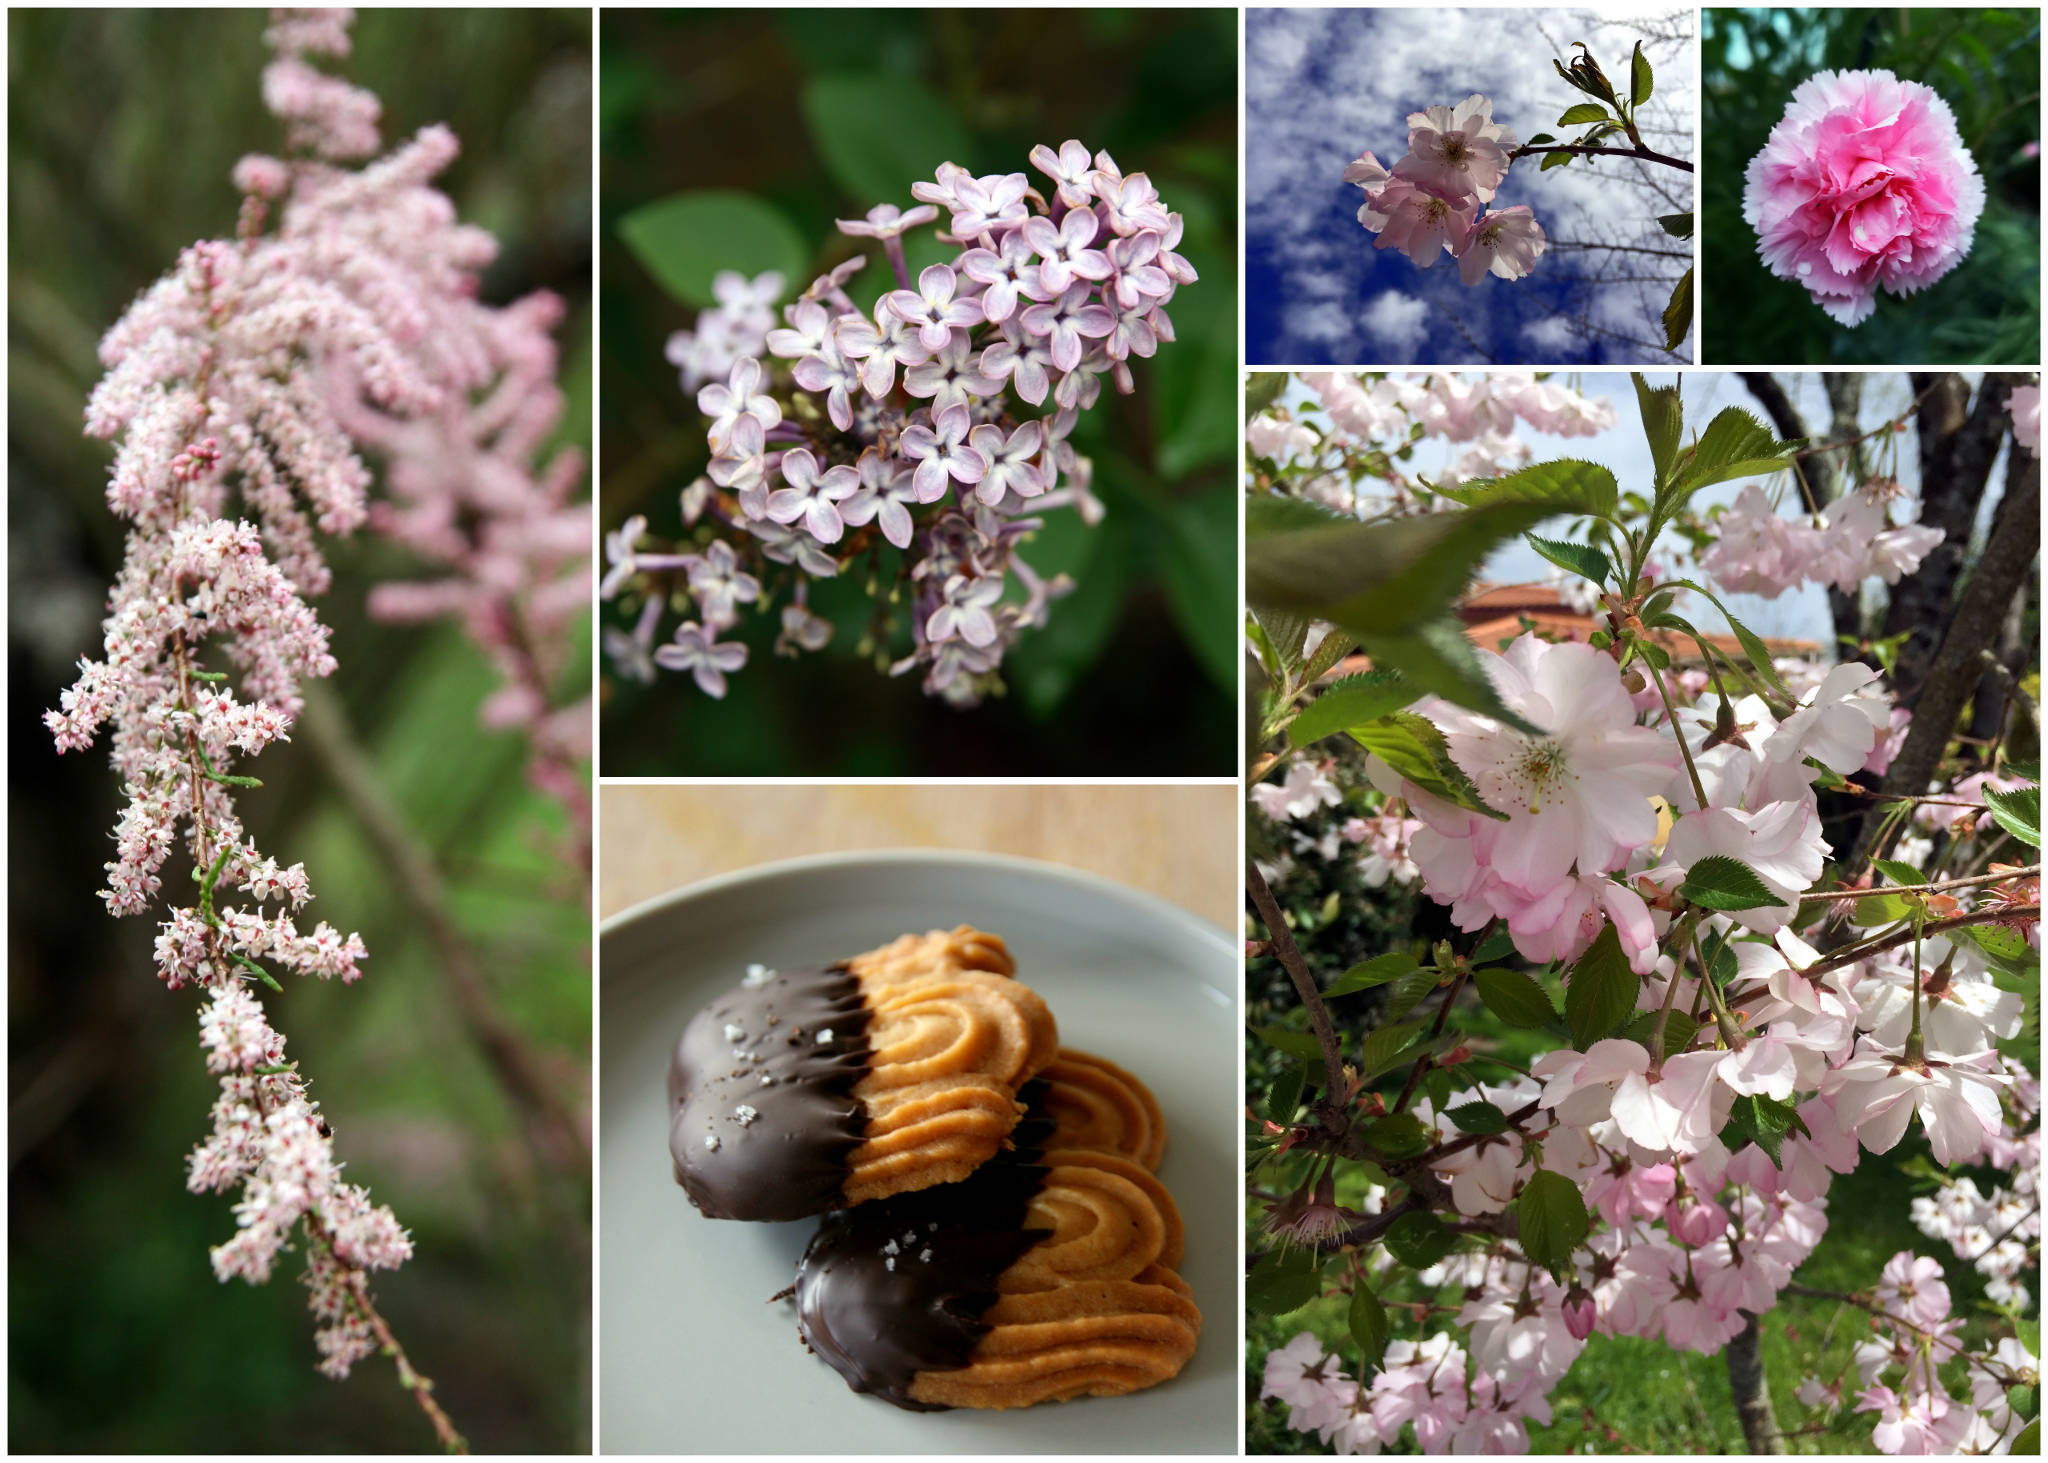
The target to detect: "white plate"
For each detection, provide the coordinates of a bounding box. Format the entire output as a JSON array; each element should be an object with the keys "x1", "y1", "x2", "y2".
[{"x1": 597, "y1": 850, "x2": 1238, "y2": 1455}]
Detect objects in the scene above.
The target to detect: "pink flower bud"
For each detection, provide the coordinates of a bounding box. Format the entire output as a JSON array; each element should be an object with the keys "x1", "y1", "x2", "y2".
[
  {"x1": 1563, "y1": 1286, "x2": 1597, "y2": 1341},
  {"x1": 1668, "y1": 1198, "x2": 1729, "y2": 1248}
]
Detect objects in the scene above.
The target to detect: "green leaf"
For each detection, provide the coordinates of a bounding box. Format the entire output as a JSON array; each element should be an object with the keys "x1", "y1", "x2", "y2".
[
  {"x1": 618, "y1": 191, "x2": 807, "y2": 309},
  {"x1": 1473, "y1": 966, "x2": 1558, "y2": 1029},
  {"x1": 1446, "y1": 1100, "x2": 1509, "y2": 1135},
  {"x1": 1668, "y1": 408, "x2": 1797, "y2": 500},
  {"x1": 1558, "y1": 102, "x2": 1609, "y2": 126},
  {"x1": 1620, "y1": 1008, "x2": 1700, "y2": 1061},
  {"x1": 1473, "y1": 932, "x2": 1517, "y2": 962},
  {"x1": 1300, "y1": 628, "x2": 1360, "y2": 687},
  {"x1": 1289, "y1": 670, "x2": 1420, "y2": 749},
  {"x1": 1526, "y1": 533, "x2": 1612, "y2": 588},
  {"x1": 1349, "y1": 1281, "x2": 1390, "y2": 1375},
  {"x1": 1632, "y1": 374, "x2": 1686, "y2": 489},
  {"x1": 1656, "y1": 212, "x2": 1695, "y2": 241},
  {"x1": 1248, "y1": 1246, "x2": 1327, "y2": 1315},
  {"x1": 1955, "y1": 921, "x2": 2033, "y2": 966},
  {"x1": 1247, "y1": 496, "x2": 1564, "y2": 637},
  {"x1": 1667, "y1": 579, "x2": 1794, "y2": 698},
  {"x1": 1350, "y1": 711, "x2": 1507, "y2": 820},
  {"x1": 1438, "y1": 458, "x2": 1620, "y2": 517},
  {"x1": 1325, "y1": 951, "x2": 1421, "y2": 998},
  {"x1": 1677, "y1": 854, "x2": 1786, "y2": 913},
  {"x1": 1385, "y1": 1211, "x2": 1457, "y2": 1270},
  {"x1": 1540, "y1": 149, "x2": 1573, "y2": 171},
  {"x1": 1155, "y1": 484, "x2": 1238, "y2": 693},
  {"x1": 1254, "y1": 1025, "x2": 1331, "y2": 1062},
  {"x1": 1359, "y1": 1020, "x2": 1425, "y2": 1079},
  {"x1": 1854, "y1": 892, "x2": 1916, "y2": 926},
  {"x1": 799, "y1": 73, "x2": 972, "y2": 211},
  {"x1": 1381, "y1": 966, "x2": 1442, "y2": 1024},
  {"x1": 1872, "y1": 858, "x2": 1927, "y2": 887},
  {"x1": 1662, "y1": 266, "x2": 1693, "y2": 354},
  {"x1": 1266, "y1": 1067, "x2": 1307, "y2": 1125},
  {"x1": 1718, "y1": 1092, "x2": 1809, "y2": 1168},
  {"x1": 1364, "y1": 1112, "x2": 1431, "y2": 1159},
  {"x1": 1246, "y1": 372, "x2": 1287, "y2": 420},
  {"x1": 1516, "y1": 1170, "x2": 1590, "y2": 1277},
  {"x1": 1564, "y1": 923, "x2": 1638, "y2": 1047},
  {"x1": 1357, "y1": 616, "x2": 1544, "y2": 737},
  {"x1": 1631, "y1": 40, "x2": 1653, "y2": 105},
  {"x1": 2008, "y1": 1419, "x2": 2037, "y2": 1457},
  {"x1": 1984, "y1": 785, "x2": 2041, "y2": 848}
]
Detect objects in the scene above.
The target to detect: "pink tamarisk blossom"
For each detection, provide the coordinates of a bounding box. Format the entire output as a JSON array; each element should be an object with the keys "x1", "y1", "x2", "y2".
[
  {"x1": 39, "y1": 7, "x2": 567, "y2": 1440},
  {"x1": 1744, "y1": 69, "x2": 1984, "y2": 328}
]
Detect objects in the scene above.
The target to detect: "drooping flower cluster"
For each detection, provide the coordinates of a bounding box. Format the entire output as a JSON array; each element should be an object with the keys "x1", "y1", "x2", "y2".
[
  {"x1": 1245, "y1": 370, "x2": 1618, "y2": 518},
  {"x1": 1745, "y1": 70, "x2": 1984, "y2": 328},
  {"x1": 43, "y1": 6, "x2": 554, "y2": 1381},
  {"x1": 1911, "y1": 1073, "x2": 2039, "y2": 1312},
  {"x1": 1345, "y1": 95, "x2": 1546, "y2": 286},
  {"x1": 1700, "y1": 478, "x2": 1945, "y2": 599},
  {"x1": 606, "y1": 142, "x2": 1195, "y2": 707}
]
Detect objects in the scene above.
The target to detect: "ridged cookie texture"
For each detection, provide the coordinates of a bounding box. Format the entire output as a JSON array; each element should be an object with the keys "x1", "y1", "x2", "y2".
[
  {"x1": 668, "y1": 928, "x2": 1056, "y2": 1221},
  {"x1": 794, "y1": 1066, "x2": 1201, "y2": 1411},
  {"x1": 1037, "y1": 1048, "x2": 1168, "y2": 1170}
]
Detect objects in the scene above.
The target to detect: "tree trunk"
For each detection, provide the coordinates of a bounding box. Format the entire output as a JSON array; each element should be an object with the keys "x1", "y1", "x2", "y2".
[
  {"x1": 1850, "y1": 445, "x2": 2042, "y2": 866},
  {"x1": 1726, "y1": 1312, "x2": 1787, "y2": 1454}
]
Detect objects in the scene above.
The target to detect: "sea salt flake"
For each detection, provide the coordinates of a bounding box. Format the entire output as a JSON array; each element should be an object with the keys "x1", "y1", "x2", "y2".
[
  {"x1": 816, "y1": 1028, "x2": 835, "y2": 1044},
  {"x1": 734, "y1": 1104, "x2": 760, "y2": 1126},
  {"x1": 723, "y1": 1022, "x2": 747, "y2": 1043},
  {"x1": 743, "y1": 963, "x2": 774, "y2": 987},
  {"x1": 704, "y1": 1134, "x2": 721, "y2": 1152},
  {"x1": 882, "y1": 1240, "x2": 899, "y2": 1256},
  {"x1": 919, "y1": 1248, "x2": 933, "y2": 1263},
  {"x1": 760, "y1": 1074, "x2": 775, "y2": 1086},
  {"x1": 885, "y1": 1257, "x2": 896, "y2": 1271}
]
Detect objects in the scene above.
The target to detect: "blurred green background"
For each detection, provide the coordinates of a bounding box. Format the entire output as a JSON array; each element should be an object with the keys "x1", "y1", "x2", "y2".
[
  {"x1": 10, "y1": 10, "x2": 592, "y2": 1452},
  {"x1": 1702, "y1": 7, "x2": 2041, "y2": 364},
  {"x1": 598, "y1": 8, "x2": 1239, "y2": 776}
]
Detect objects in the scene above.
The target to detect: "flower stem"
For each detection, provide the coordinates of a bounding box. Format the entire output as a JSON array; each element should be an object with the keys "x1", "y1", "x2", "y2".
[
  {"x1": 1245, "y1": 860, "x2": 1350, "y2": 1111},
  {"x1": 1649, "y1": 661, "x2": 1709, "y2": 811}
]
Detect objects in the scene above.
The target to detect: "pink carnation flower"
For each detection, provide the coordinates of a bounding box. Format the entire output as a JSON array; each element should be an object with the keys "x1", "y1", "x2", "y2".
[{"x1": 1744, "y1": 69, "x2": 1984, "y2": 328}]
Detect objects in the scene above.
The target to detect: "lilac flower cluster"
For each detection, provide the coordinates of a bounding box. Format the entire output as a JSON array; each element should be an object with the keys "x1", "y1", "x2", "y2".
[
  {"x1": 605, "y1": 142, "x2": 1196, "y2": 707},
  {"x1": 44, "y1": 6, "x2": 565, "y2": 1383}
]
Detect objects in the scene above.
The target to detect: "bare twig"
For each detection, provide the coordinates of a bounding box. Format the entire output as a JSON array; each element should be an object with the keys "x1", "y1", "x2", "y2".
[{"x1": 1246, "y1": 860, "x2": 1350, "y2": 1106}]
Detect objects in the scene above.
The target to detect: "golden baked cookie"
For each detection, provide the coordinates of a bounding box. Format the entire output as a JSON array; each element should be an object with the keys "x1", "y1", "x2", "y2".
[
  {"x1": 794, "y1": 1090, "x2": 1201, "y2": 1410},
  {"x1": 1037, "y1": 1048, "x2": 1168, "y2": 1170},
  {"x1": 668, "y1": 927, "x2": 1057, "y2": 1220}
]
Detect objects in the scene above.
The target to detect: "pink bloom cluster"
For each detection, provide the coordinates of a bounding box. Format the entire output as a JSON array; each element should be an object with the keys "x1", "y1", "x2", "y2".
[
  {"x1": 44, "y1": 5, "x2": 556, "y2": 1377},
  {"x1": 1745, "y1": 70, "x2": 1984, "y2": 327},
  {"x1": 1345, "y1": 96, "x2": 1546, "y2": 286},
  {"x1": 1911, "y1": 1072, "x2": 2039, "y2": 1312},
  {"x1": 1263, "y1": 1327, "x2": 1557, "y2": 1455},
  {"x1": 1844, "y1": 1253, "x2": 2036, "y2": 1453},
  {"x1": 1700, "y1": 479, "x2": 1944, "y2": 599},
  {"x1": 609, "y1": 141, "x2": 1194, "y2": 707}
]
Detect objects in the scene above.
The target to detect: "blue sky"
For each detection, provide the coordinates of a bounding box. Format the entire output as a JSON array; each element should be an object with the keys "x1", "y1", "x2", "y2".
[{"x1": 1245, "y1": 8, "x2": 1697, "y2": 367}]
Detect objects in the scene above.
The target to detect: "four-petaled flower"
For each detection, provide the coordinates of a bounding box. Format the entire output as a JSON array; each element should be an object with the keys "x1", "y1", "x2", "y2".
[
  {"x1": 653, "y1": 621, "x2": 748, "y2": 698},
  {"x1": 979, "y1": 319, "x2": 1058, "y2": 406},
  {"x1": 967, "y1": 419, "x2": 1045, "y2": 507},
  {"x1": 684, "y1": 540, "x2": 761, "y2": 628},
  {"x1": 1020, "y1": 283, "x2": 1116, "y2": 373},
  {"x1": 836, "y1": 201, "x2": 940, "y2": 240},
  {"x1": 899, "y1": 403, "x2": 988, "y2": 502},
  {"x1": 902, "y1": 330, "x2": 1000, "y2": 415},
  {"x1": 947, "y1": 171, "x2": 1030, "y2": 239},
  {"x1": 958, "y1": 230, "x2": 1043, "y2": 324},
  {"x1": 836, "y1": 307, "x2": 932, "y2": 398},
  {"x1": 1028, "y1": 138, "x2": 1098, "y2": 209},
  {"x1": 1020, "y1": 208, "x2": 1112, "y2": 295},
  {"x1": 697, "y1": 357, "x2": 782, "y2": 454},
  {"x1": 600, "y1": 514, "x2": 647, "y2": 599},
  {"x1": 791, "y1": 338, "x2": 862, "y2": 432},
  {"x1": 766, "y1": 447, "x2": 860, "y2": 544},
  {"x1": 925, "y1": 573, "x2": 1005, "y2": 647},
  {"x1": 837, "y1": 449, "x2": 923, "y2": 549},
  {"x1": 885, "y1": 263, "x2": 984, "y2": 353}
]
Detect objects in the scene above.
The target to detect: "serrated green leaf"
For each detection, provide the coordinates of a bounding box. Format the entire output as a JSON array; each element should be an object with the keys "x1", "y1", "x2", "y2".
[
  {"x1": 1326, "y1": 951, "x2": 1421, "y2": 998},
  {"x1": 1526, "y1": 533, "x2": 1612, "y2": 588},
  {"x1": 1254, "y1": 1025, "x2": 1331, "y2": 1061},
  {"x1": 1349, "y1": 1281, "x2": 1390, "y2": 1374},
  {"x1": 1266, "y1": 1067, "x2": 1307, "y2": 1125},
  {"x1": 1473, "y1": 966, "x2": 1558, "y2": 1029},
  {"x1": 1253, "y1": 606, "x2": 1313, "y2": 674},
  {"x1": 1446, "y1": 1100, "x2": 1509, "y2": 1135},
  {"x1": 1358, "y1": 617, "x2": 1544, "y2": 736},
  {"x1": 1438, "y1": 458, "x2": 1619, "y2": 517},
  {"x1": 1633, "y1": 373, "x2": 1685, "y2": 488},
  {"x1": 2009, "y1": 1418, "x2": 2037, "y2": 1456},
  {"x1": 1956, "y1": 922, "x2": 2033, "y2": 965},
  {"x1": 1669, "y1": 407, "x2": 1798, "y2": 500},
  {"x1": 1359, "y1": 1021, "x2": 1424, "y2": 1079},
  {"x1": 1541, "y1": 149, "x2": 1573, "y2": 171},
  {"x1": 1558, "y1": 102, "x2": 1609, "y2": 126},
  {"x1": 1620, "y1": 1008, "x2": 1700, "y2": 1061},
  {"x1": 1381, "y1": 967, "x2": 1442, "y2": 1024},
  {"x1": 1985, "y1": 785, "x2": 2041, "y2": 848},
  {"x1": 1662, "y1": 266, "x2": 1693, "y2": 353},
  {"x1": 1872, "y1": 858, "x2": 1927, "y2": 887},
  {"x1": 1564, "y1": 923, "x2": 1638, "y2": 1047},
  {"x1": 1718, "y1": 1092, "x2": 1808, "y2": 1167},
  {"x1": 1364, "y1": 1112, "x2": 1432, "y2": 1159},
  {"x1": 1351, "y1": 711, "x2": 1508, "y2": 820},
  {"x1": 1854, "y1": 892, "x2": 1915, "y2": 926},
  {"x1": 1386, "y1": 1211, "x2": 1458, "y2": 1269},
  {"x1": 1678, "y1": 854, "x2": 1787, "y2": 912},
  {"x1": 1631, "y1": 40, "x2": 1653, "y2": 104},
  {"x1": 1656, "y1": 212, "x2": 1694, "y2": 241},
  {"x1": 1248, "y1": 1246, "x2": 1327, "y2": 1315},
  {"x1": 1290, "y1": 670, "x2": 1420, "y2": 749},
  {"x1": 1517, "y1": 1170, "x2": 1590, "y2": 1277},
  {"x1": 1473, "y1": 932, "x2": 1516, "y2": 962}
]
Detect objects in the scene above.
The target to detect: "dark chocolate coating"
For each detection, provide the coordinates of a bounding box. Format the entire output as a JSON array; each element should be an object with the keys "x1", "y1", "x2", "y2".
[
  {"x1": 668, "y1": 964, "x2": 873, "y2": 1221},
  {"x1": 792, "y1": 1086, "x2": 1056, "y2": 1410}
]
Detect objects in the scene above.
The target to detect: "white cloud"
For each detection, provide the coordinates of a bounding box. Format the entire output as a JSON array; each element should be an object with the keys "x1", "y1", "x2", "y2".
[
  {"x1": 1362, "y1": 291, "x2": 1429, "y2": 357},
  {"x1": 1522, "y1": 316, "x2": 1576, "y2": 353}
]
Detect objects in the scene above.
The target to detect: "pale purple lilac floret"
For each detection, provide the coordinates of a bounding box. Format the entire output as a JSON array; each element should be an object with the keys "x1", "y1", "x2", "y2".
[{"x1": 618, "y1": 141, "x2": 1193, "y2": 706}]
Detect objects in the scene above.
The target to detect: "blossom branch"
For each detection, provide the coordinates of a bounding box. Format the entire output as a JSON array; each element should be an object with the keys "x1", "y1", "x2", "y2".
[
  {"x1": 1798, "y1": 863, "x2": 2039, "y2": 904},
  {"x1": 1506, "y1": 141, "x2": 1695, "y2": 172},
  {"x1": 1246, "y1": 860, "x2": 1350, "y2": 1110}
]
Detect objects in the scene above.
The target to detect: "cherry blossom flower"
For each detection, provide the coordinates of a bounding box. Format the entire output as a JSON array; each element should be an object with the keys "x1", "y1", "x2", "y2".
[
  {"x1": 2010, "y1": 384, "x2": 2040, "y2": 457},
  {"x1": 1400, "y1": 94, "x2": 1517, "y2": 201},
  {"x1": 1825, "y1": 1038, "x2": 2007, "y2": 1166},
  {"x1": 1367, "y1": 177, "x2": 1478, "y2": 266},
  {"x1": 1457, "y1": 207, "x2": 1547, "y2": 286}
]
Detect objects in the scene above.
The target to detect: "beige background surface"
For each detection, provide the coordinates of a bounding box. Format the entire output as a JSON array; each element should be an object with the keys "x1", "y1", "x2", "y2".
[{"x1": 598, "y1": 783, "x2": 1240, "y2": 931}]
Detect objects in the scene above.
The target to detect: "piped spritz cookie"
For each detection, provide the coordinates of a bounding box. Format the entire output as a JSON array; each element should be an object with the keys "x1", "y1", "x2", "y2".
[
  {"x1": 668, "y1": 928, "x2": 1058, "y2": 1221},
  {"x1": 793, "y1": 1082, "x2": 1202, "y2": 1410}
]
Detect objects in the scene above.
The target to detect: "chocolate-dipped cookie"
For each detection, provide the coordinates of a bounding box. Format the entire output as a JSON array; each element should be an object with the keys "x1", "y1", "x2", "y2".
[
  {"x1": 669, "y1": 927, "x2": 1058, "y2": 1221},
  {"x1": 794, "y1": 1069, "x2": 1201, "y2": 1410}
]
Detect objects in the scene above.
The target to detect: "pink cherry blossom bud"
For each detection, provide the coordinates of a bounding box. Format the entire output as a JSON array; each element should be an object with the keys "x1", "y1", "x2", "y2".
[{"x1": 1563, "y1": 1286, "x2": 1597, "y2": 1341}]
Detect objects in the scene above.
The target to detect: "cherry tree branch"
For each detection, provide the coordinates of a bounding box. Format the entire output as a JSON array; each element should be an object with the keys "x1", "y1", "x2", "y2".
[
  {"x1": 1246, "y1": 860, "x2": 1350, "y2": 1110},
  {"x1": 1798, "y1": 864, "x2": 2040, "y2": 904},
  {"x1": 1508, "y1": 141, "x2": 1695, "y2": 172}
]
